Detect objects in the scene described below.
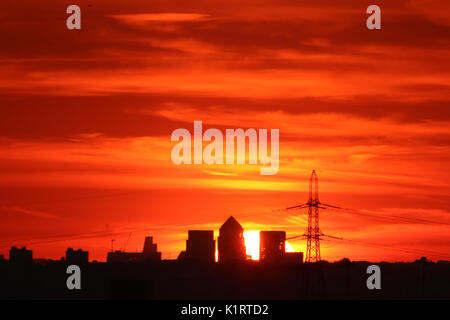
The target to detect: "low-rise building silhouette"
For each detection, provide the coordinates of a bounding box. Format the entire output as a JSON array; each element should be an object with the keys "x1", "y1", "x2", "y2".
[
  {"x1": 284, "y1": 252, "x2": 303, "y2": 264},
  {"x1": 184, "y1": 230, "x2": 215, "y2": 262},
  {"x1": 218, "y1": 216, "x2": 246, "y2": 262},
  {"x1": 66, "y1": 248, "x2": 89, "y2": 265},
  {"x1": 107, "y1": 251, "x2": 143, "y2": 263},
  {"x1": 107, "y1": 236, "x2": 161, "y2": 263},
  {"x1": 9, "y1": 246, "x2": 33, "y2": 265}
]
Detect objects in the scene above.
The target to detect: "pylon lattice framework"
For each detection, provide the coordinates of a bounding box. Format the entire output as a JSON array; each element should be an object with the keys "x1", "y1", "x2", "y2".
[
  {"x1": 306, "y1": 170, "x2": 321, "y2": 263},
  {"x1": 285, "y1": 170, "x2": 341, "y2": 262}
]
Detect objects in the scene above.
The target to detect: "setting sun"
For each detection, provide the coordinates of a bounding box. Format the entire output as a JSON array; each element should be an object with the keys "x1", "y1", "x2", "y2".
[
  {"x1": 244, "y1": 231, "x2": 260, "y2": 260},
  {"x1": 285, "y1": 241, "x2": 295, "y2": 253},
  {"x1": 244, "y1": 231, "x2": 296, "y2": 260}
]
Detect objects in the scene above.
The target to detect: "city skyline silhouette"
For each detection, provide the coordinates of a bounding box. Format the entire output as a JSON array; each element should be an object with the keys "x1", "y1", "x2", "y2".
[{"x1": 1, "y1": 0, "x2": 450, "y2": 265}]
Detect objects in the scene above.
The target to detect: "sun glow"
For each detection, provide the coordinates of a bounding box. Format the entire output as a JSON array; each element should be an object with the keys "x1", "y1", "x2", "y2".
[
  {"x1": 285, "y1": 241, "x2": 295, "y2": 252},
  {"x1": 244, "y1": 231, "x2": 260, "y2": 260},
  {"x1": 244, "y1": 231, "x2": 296, "y2": 260}
]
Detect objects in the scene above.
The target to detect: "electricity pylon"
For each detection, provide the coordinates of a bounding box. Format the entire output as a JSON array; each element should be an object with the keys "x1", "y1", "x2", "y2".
[{"x1": 285, "y1": 170, "x2": 341, "y2": 262}]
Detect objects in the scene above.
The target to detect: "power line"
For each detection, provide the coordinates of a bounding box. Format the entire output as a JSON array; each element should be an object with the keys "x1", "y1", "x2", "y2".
[
  {"x1": 321, "y1": 204, "x2": 450, "y2": 228},
  {"x1": 284, "y1": 170, "x2": 344, "y2": 262},
  {"x1": 281, "y1": 172, "x2": 450, "y2": 261},
  {"x1": 287, "y1": 234, "x2": 450, "y2": 260},
  {"x1": 327, "y1": 237, "x2": 450, "y2": 260},
  {"x1": 0, "y1": 209, "x2": 284, "y2": 248}
]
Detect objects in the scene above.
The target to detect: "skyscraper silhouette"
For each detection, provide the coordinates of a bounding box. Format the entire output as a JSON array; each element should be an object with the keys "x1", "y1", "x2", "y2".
[
  {"x1": 260, "y1": 231, "x2": 286, "y2": 263},
  {"x1": 218, "y1": 216, "x2": 246, "y2": 262}
]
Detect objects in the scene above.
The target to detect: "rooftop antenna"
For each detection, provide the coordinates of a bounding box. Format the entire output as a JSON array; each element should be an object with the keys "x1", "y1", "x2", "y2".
[
  {"x1": 105, "y1": 224, "x2": 116, "y2": 252},
  {"x1": 123, "y1": 232, "x2": 132, "y2": 252}
]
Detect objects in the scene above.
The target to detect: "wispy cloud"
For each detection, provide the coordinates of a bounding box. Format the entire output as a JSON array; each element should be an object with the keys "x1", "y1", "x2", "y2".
[
  {"x1": 203, "y1": 170, "x2": 237, "y2": 177},
  {"x1": 109, "y1": 13, "x2": 212, "y2": 24},
  {"x1": 1, "y1": 206, "x2": 60, "y2": 220}
]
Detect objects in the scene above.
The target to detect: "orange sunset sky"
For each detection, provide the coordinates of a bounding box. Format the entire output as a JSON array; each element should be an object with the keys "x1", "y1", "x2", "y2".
[{"x1": 0, "y1": 0, "x2": 450, "y2": 262}]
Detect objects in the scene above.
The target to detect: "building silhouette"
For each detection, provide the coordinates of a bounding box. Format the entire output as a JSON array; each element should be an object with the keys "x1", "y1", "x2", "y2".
[
  {"x1": 66, "y1": 248, "x2": 89, "y2": 265},
  {"x1": 284, "y1": 252, "x2": 303, "y2": 264},
  {"x1": 218, "y1": 216, "x2": 246, "y2": 262},
  {"x1": 9, "y1": 246, "x2": 33, "y2": 265},
  {"x1": 260, "y1": 231, "x2": 303, "y2": 264},
  {"x1": 183, "y1": 230, "x2": 215, "y2": 262},
  {"x1": 107, "y1": 251, "x2": 143, "y2": 263},
  {"x1": 107, "y1": 236, "x2": 161, "y2": 263},
  {"x1": 260, "y1": 231, "x2": 286, "y2": 263},
  {"x1": 142, "y1": 236, "x2": 161, "y2": 260},
  {"x1": 143, "y1": 236, "x2": 156, "y2": 253}
]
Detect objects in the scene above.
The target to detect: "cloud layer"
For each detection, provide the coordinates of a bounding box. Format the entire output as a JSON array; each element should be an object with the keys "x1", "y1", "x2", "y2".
[{"x1": 0, "y1": 0, "x2": 449, "y2": 261}]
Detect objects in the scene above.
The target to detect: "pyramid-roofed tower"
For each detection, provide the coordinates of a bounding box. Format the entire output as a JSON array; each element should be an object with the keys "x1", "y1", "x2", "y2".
[
  {"x1": 218, "y1": 216, "x2": 246, "y2": 262},
  {"x1": 220, "y1": 216, "x2": 243, "y2": 232}
]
